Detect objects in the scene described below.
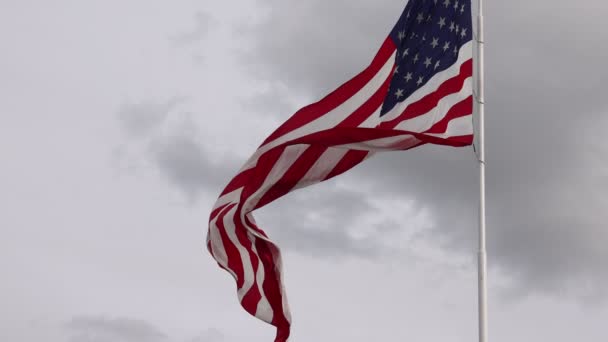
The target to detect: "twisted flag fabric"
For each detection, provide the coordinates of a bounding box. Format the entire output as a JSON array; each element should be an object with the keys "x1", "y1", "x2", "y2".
[{"x1": 207, "y1": 1, "x2": 473, "y2": 340}]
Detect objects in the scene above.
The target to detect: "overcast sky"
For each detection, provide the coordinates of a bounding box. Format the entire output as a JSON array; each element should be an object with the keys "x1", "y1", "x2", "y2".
[{"x1": 1, "y1": 1, "x2": 607, "y2": 341}]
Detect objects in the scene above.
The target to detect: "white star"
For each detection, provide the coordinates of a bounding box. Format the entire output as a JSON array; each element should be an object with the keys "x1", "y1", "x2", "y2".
[
  {"x1": 394, "y1": 65, "x2": 399, "y2": 75},
  {"x1": 438, "y1": 17, "x2": 446, "y2": 29},
  {"x1": 417, "y1": 76, "x2": 424, "y2": 86},
  {"x1": 453, "y1": 46, "x2": 458, "y2": 56},
  {"x1": 424, "y1": 57, "x2": 432, "y2": 68},
  {"x1": 413, "y1": 54, "x2": 420, "y2": 63},
  {"x1": 395, "y1": 88, "x2": 404, "y2": 99},
  {"x1": 417, "y1": 13, "x2": 424, "y2": 23},
  {"x1": 443, "y1": 41, "x2": 451, "y2": 51},
  {"x1": 398, "y1": 31, "x2": 405, "y2": 40},
  {"x1": 404, "y1": 72, "x2": 413, "y2": 82},
  {"x1": 454, "y1": 0, "x2": 459, "y2": 10},
  {"x1": 402, "y1": 48, "x2": 409, "y2": 58},
  {"x1": 434, "y1": 60, "x2": 441, "y2": 70},
  {"x1": 461, "y1": 27, "x2": 468, "y2": 38},
  {"x1": 461, "y1": 4, "x2": 466, "y2": 13},
  {"x1": 449, "y1": 22, "x2": 455, "y2": 32},
  {"x1": 443, "y1": 0, "x2": 451, "y2": 8},
  {"x1": 431, "y1": 37, "x2": 439, "y2": 48}
]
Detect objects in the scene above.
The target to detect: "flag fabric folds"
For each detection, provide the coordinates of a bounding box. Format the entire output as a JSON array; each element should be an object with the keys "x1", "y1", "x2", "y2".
[{"x1": 207, "y1": 1, "x2": 473, "y2": 340}]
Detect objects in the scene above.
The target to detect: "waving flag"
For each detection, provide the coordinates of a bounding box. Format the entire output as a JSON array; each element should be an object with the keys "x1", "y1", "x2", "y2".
[{"x1": 207, "y1": 1, "x2": 473, "y2": 340}]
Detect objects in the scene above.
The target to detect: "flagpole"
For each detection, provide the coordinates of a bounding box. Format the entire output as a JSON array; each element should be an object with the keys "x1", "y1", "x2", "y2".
[{"x1": 476, "y1": 0, "x2": 488, "y2": 342}]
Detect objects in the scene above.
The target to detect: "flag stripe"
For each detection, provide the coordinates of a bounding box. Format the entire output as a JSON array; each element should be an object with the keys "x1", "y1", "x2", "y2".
[
  {"x1": 255, "y1": 145, "x2": 329, "y2": 210},
  {"x1": 216, "y1": 205, "x2": 246, "y2": 289},
  {"x1": 425, "y1": 96, "x2": 473, "y2": 134},
  {"x1": 261, "y1": 38, "x2": 397, "y2": 146},
  {"x1": 324, "y1": 150, "x2": 370, "y2": 180}
]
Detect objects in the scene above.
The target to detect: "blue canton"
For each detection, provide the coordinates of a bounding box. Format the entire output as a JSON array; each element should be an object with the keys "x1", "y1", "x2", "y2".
[{"x1": 381, "y1": 0, "x2": 473, "y2": 116}]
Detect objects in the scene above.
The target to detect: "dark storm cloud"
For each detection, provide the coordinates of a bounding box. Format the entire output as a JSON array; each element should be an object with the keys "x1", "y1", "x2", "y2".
[
  {"x1": 242, "y1": 0, "x2": 608, "y2": 298},
  {"x1": 66, "y1": 316, "x2": 167, "y2": 342}
]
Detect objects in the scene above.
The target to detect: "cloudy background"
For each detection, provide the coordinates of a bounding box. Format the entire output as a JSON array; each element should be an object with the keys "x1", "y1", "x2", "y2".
[{"x1": 1, "y1": 0, "x2": 607, "y2": 341}]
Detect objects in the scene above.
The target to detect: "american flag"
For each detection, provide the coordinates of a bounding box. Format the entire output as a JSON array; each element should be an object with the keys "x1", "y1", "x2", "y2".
[{"x1": 208, "y1": 1, "x2": 473, "y2": 340}]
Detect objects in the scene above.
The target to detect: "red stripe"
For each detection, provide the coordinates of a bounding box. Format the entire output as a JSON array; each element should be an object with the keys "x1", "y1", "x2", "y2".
[
  {"x1": 336, "y1": 73, "x2": 393, "y2": 128},
  {"x1": 380, "y1": 58, "x2": 473, "y2": 129},
  {"x1": 210, "y1": 203, "x2": 230, "y2": 222},
  {"x1": 239, "y1": 147, "x2": 286, "y2": 204},
  {"x1": 324, "y1": 150, "x2": 369, "y2": 181},
  {"x1": 425, "y1": 96, "x2": 473, "y2": 134},
  {"x1": 207, "y1": 240, "x2": 213, "y2": 257},
  {"x1": 220, "y1": 167, "x2": 254, "y2": 197},
  {"x1": 232, "y1": 214, "x2": 263, "y2": 314},
  {"x1": 261, "y1": 37, "x2": 396, "y2": 146},
  {"x1": 244, "y1": 214, "x2": 268, "y2": 239},
  {"x1": 444, "y1": 134, "x2": 474, "y2": 145},
  {"x1": 215, "y1": 204, "x2": 245, "y2": 289},
  {"x1": 284, "y1": 126, "x2": 471, "y2": 148},
  {"x1": 239, "y1": 216, "x2": 291, "y2": 341},
  {"x1": 254, "y1": 238, "x2": 290, "y2": 340},
  {"x1": 254, "y1": 145, "x2": 329, "y2": 210}
]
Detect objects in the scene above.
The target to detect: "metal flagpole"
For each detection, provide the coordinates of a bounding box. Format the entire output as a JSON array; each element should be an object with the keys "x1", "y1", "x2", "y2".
[{"x1": 476, "y1": 0, "x2": 488, "y2": 342}]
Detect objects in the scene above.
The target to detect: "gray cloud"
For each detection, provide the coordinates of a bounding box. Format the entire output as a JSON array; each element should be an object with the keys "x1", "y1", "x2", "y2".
[
  {"x1": 149, "y1": 131, "x2": 236, "y2": 200},
  {"x1": 242, "y1": 0, "x2": 400, "y2": 97},
  {"x1": 239, "y1": 0, "x2": 608, "y2": 299},
  {"x1": 117, "y1": 98, "x2": 182, "y2": 138},
  {"x1": 66, "y1": 317, "x2": 231, "y2": 342},
  {"x1": 240, "y1": 83, "x2": 297, "y2": 120},
  {"x1": 116, "y1": 98, "x2": 239, "y2": 200},
  {"x1": 187, "y1": 329, "x2": 226, "y2": 342},
  {"x1": 258, "y1": 181, "x2": 435, "y2": 260},
  {"x1": 66, "y1": 316, "x2": 167, "y2": 342},
  {"x1": 170, "y1": 11, "x2": 216, "y2": 46}
]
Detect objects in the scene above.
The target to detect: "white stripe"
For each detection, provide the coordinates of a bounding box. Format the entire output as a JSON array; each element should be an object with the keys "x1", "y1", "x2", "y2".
[
  {"x1": 240, "y1": 50, "x2": 397, "y2": 172},
  {"x1": 243, "y1": 219, "x2": 274, "y2": 323},
  {"x1": 274, "y1": 248, "x2": 292, "y2": 324},
  {"x1": 213, "y1": 188, "x2": 242, "y2": 212},
  {"x1": 293, "y1": 148, "x2": 350, "y2": 190},
  {"x1": 358, "y1": 103, "x2": 384, "y2": 128},
  {"x1": 335, "y1": 134, "x2": 421, "y2": 151},
  {"x1": 426, "y1": 114, "x2": 474, "y2": 138},
  {"x1": 394, "y1": 77, "x2": 473, "y2": 132},
  {"x1": 208, "y1": 209, "x2": 237, "y2": 279},
  {"x1": 242, "y1": 144, "x2": 309, "y2": 213},
  {"x1": 221, "y1": 206, "x2": 256, "y2": 301},
  {"x1": 380, "y1": 41, "x2": 473, "y2": 122}
]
